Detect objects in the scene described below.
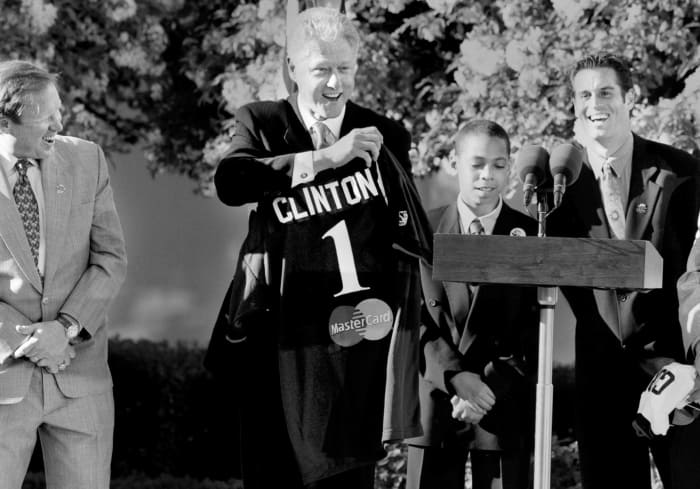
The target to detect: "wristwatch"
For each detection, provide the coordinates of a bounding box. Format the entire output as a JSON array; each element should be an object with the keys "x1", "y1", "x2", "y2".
[{"x1": 57, "y1": 314, "x2": 80, "y2": 341}]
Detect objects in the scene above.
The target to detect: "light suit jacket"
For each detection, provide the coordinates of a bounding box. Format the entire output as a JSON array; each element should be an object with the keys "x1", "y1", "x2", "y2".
[{"x1": 0, "y1": 135, "x2": 127, "y2": 402}]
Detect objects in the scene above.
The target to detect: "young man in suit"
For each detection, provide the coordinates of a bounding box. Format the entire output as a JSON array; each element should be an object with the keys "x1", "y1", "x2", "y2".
[
  {"x1": 548, "y1": 52, "x2": 700, "y2": 489},
  {"x1": 406, "y1": 120, "x2": 538, "y2": 489},
  {"x1": 211, "y1": 7, "x2": 430, "y2": 489},
  {"x1": 0, "y1": 61, "x2": 127, "y2": 488}
]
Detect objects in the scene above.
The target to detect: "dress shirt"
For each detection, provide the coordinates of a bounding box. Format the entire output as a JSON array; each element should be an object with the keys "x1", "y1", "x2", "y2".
[
  {"x1": 291, "y1": 104, "x2": 346, "y2": 187},
  {"x1": 457, "y1": 196, "x2": 502, "y2": 236},
  {"x1": 585, "y1": 132, "x2": 634, "y2": 213},
  {"x1": 0, "y1": 154, "x2": 46, "y2": 276}
]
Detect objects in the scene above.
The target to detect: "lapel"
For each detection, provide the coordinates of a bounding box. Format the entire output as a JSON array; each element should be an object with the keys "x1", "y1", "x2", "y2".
[
  {"x1": 569, "y1": 158, "x2": 612, "y2": 239},
  {"x1": 40, "y1": 151, "x2": 72, "y2": 287},
  {"x1": 457, "y1": 205, "x2": 515, "y2": 353},
  {"x1": 625, "y1": 135, "x2": 661, "y2": 241},
  {"x1": 0, "y1": 156, "x2": 42, "y2": 291},
  {"x1": 435, "y1": 203, "x2": 472, "y2": 342},
  {"x1": 283, "y1": 96, "x2": 314, "y2": 151}
]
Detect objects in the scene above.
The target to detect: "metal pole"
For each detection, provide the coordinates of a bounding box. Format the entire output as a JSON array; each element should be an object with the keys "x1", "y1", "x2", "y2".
[
  {"x1": 533, "y1": 192, "x2": 556, "y2": 489},
  {"x1": 534, "y1": 286, "x2": 557, "y2": 489}
]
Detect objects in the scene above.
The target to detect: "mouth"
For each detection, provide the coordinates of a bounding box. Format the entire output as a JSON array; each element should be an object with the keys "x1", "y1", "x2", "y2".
[
  {"x1": 42, "y1": 135, "x2": 56, "y2": 144},
  {"x1": 475, "y1": 186, "x2": 496, "y2": 193},
  {"x1": 588, "y1": 114, "x2": 609, "y2": 124},
  {"x1": 323, "y1": 92, "x2": 343, "y2": 102}
]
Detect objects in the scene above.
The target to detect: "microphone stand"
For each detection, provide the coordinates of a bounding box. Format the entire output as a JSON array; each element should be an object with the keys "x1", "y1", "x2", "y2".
[{"x1": 533, "y1": 191, "x2": 557, "y2": 489}]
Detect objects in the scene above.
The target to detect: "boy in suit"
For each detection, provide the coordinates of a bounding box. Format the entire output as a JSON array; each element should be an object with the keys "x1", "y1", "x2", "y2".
[{"x1": 407, "y1": 120, "x2": 538, "y2": 489}]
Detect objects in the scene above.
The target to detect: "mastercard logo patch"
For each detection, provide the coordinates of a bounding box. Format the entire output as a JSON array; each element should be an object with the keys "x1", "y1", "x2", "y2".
[{"x1": 328, "y1": 298, "x2": 394, "y2": 347}]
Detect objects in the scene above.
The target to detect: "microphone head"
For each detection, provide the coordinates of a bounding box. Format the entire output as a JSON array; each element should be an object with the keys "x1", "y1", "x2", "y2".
[
  {"x1": 549, "y1": 143, "x2": 583, "y2": 185},
  {"x1": 515, "y1": 145, "x2": 549, "y2": 183}
]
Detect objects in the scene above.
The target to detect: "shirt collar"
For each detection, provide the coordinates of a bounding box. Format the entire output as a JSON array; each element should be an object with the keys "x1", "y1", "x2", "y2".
[
  {"x1": 586, "y1": 132, "x2": 634, "y2": 179},
  {"x1": 298, "y1": 103, "x2": 345, "y2": 140},
  {"x1": 0, "y1": 150, "x2": 38, "y2": 176},
  {"x1": 457, "y1": 196, "x2": 503, "y2": 235}
]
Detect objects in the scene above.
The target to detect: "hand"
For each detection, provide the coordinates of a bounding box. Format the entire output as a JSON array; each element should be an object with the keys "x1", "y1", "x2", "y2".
[
  {"x1": 449, "y1": 371, "x2": 496, "y2": 412},
  {"x1": 37, "y1": 346, "x2": 76, "y2": 374},
  {"x1": 450, "y1": 395, "x2": 485, "y2": 424},
  {"x1": 13, "y1": 321, "x2": 69, "y2": 362},
  {"x1": 316, "y1": 126, "x2": 383, "y2": 169}
]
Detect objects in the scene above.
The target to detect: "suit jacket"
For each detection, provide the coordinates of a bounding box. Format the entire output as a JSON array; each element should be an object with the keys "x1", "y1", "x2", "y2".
[
  {"x1": 0, "y1": 135, "x2": 127, "y2": 402},
  {"x1": 409, "y1": 202, "x2": 538, "y2": 446},
  {"x1": 208, "y1": 97, "x2": 429, "y2": 482},
  {"x1": 549, "y1": 134, "x2": 700, "y2": 371}
]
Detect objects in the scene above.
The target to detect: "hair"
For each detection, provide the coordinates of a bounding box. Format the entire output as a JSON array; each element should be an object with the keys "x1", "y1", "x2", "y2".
[
  {"x1": 286, "y1": 7, "x2": 360, "y2": 63},
  {"x1": 568, "y1": 52, "x2": 634, "y2": 94},
  {"x1": 0, "y1": 60, "x2": 58, "y2": 123},
  {"x1": 454, "y1": 119, "x2": 511, "y2": 156}
]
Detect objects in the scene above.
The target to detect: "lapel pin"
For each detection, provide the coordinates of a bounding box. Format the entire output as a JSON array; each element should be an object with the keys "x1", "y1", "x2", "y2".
[
  {"x1": 636, "y1": 203, "x2": 648, "y2": 214},
  {"x1": 56, "y1": 184, "x2": 65, "y2": 194},
  {"x1": 510, "y1": 227, "x2": 526, "y2": 237}
]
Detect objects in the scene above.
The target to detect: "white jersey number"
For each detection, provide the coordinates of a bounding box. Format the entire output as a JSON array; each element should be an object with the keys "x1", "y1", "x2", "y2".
[{"x1": 322, "y1": 220, "x2": 370, "y2": 297}]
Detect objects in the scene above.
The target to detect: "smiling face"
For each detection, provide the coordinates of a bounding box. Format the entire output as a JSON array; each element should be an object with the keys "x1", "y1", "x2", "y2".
[
  {"x1": 0, "y1": 82, "x2": 63, "y2": 159},
  {"x1": 573, "y1": 67, "x2": 633, "y2": 149},
  {"x1": 288, "y1": 38, "x2": 357, "y2": 121},
  {"x1": 456, "y1": 133, "x2": 510, "y2": 216}
]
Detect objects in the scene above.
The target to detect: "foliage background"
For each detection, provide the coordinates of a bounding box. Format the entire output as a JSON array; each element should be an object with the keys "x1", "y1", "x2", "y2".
[{"x1": 2, "y1": 0, "x2": 699, "y2": 194}]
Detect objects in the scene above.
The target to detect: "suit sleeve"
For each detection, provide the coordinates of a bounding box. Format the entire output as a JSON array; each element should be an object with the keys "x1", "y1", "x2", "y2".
[
  {"x1": 58, "y1": 144, "x2": 127, "y2": 337},
  {"x1": 215, "y1": 105, "x2": 298, "y2": 206},
  {"x1": 679, "y1": 212, "x2": 700, "y2": 362},
  {"x1": 419, "y1": 261, "x2": 462, "y2": 394}
]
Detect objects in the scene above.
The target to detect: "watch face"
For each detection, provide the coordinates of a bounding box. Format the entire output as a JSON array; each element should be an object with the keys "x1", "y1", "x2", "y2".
[{"x1": 66, "y1": 324, "x2": 79, "y2": 339}]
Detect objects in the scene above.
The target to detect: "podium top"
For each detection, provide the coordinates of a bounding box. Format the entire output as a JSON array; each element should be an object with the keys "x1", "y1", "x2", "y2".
[{"x1": 433, "y1": 234, "x2": 662, "y2": 290}]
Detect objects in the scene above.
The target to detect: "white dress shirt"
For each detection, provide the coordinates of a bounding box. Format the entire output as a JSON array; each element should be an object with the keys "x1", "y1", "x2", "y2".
[
  {"x1": 457, "y1": 196, "x2": 503, "y2": 236},
  {"x1": 291, "y1": 105, "x2": 346, "y2": 187},
  {"x1": 0, "y1": 154, "x2": 46, "y2": 276}
]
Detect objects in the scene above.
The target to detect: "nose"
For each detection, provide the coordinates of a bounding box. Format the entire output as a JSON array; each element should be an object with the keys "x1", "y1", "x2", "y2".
[
  {"x1": 50, "y1": 112, "x2": 63, "y2": 132},
  {"x1": 480, "y1": 164, "x2": 494, "y2": 180},
  {"x1": 327, "y1": 70, "x2": 340, "y2": 89}
]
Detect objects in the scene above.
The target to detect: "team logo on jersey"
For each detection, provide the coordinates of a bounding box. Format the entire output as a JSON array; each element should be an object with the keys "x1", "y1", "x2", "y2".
[
  {"x1": 328, "y1": 298, "x2": 394, "y2": 347},
  {"x1": 398, "y1": 210, "x2": 408, "y2": 227}
]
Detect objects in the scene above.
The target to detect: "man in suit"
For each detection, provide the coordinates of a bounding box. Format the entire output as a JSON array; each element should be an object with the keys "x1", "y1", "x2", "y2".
[
  {"x1": 406, "y1": 120, "x2": 538, "y2": 489},
  {"x1": 548, "y1": 52, "x2": 700, "y2": 489},
  {"x1": 210, "y1": 7, "x2": 429, "y2": 489},
  {"x1": 0, "y1": 60, "x2": 127, "y2": 489}
]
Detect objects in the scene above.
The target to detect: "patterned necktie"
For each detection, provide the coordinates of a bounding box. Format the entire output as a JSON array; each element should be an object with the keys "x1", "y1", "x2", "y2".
[
  {"x1": 469, "y1": 218, "x2": 485, "y2": 235},
  {"x1": 13, "y1": 159, "x2": 40, "y2": 266},
  {"x1": 310, "y1": 121, "x2": 336, "y2": 150},
  {"x1": 601, "y1": 160, "x2": 626, "y2": 239}
]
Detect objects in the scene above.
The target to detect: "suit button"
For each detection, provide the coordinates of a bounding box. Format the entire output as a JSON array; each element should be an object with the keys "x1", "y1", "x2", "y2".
[
  {"x1": 618, "y1": 293, "x2": 628, "y2": 302},
  {"x1": 429, "y1": 299, "x2": 438, "y2": 307},
  {"x1": 41, "y1": 297, "x2": 49, "y2": 305}
]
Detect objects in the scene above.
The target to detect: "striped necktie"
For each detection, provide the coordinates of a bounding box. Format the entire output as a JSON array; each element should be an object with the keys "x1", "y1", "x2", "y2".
[
  {"x1": 13, "y1": 159, "x2": 40, "y2": 266},
  {"x1": 601, "y1": 160, "x2": 626, "y2": 239},
  {"x1": 310, "y1": 122, "x2": 336, "y2": 150},
  {"x1": 469, "y1": 218, "x2": 485, "y2": 235}
]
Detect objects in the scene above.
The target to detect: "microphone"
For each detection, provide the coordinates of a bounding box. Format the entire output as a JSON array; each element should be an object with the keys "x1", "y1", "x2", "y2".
[
  {"x1": 515, "y1": 145, "x2": 549, "y2": 207},
  {"x1": 549, "y1": 143, "x2": 583, "y2": 208}
]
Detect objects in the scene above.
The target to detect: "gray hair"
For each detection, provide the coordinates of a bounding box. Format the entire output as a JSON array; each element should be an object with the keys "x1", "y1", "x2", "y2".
[
  {"x1": 0, "y1": 60, "x2": 58, "y2": 123},
  {"x1": 287, "y1": 7, "x2": 360, "y2": 62}
]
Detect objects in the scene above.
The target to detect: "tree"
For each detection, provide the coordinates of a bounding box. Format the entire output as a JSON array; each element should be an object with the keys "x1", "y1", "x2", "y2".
[{"x1": 2, "y1": 0, "x2": 699, "y2": 194}]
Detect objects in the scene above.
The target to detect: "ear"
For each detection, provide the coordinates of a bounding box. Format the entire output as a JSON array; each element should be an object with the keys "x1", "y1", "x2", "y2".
[
  {"x1": 0, "y1": 117, "x2": 9, "y2": 133},
  {"x1": 624, "y1": 85, "x2": 638, "y2": 109}
]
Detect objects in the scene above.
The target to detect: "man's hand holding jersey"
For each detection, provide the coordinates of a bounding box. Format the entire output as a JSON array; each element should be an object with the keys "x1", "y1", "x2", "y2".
[
  {"x1": 313, "y1": 126, "x2": 383, "y2": 171},
  {"x1": 448, "y1": 370, "x2": 496, "y2": 422}
]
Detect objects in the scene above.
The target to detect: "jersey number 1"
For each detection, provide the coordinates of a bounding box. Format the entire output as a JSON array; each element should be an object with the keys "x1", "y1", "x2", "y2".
[{"x1": 322, "y1": 220, "x2": 370, "y2": 298}]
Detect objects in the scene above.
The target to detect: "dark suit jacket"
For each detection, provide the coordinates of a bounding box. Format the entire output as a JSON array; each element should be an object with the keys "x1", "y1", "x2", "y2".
[
  {"x1": 549, "y1": 134, "x2": 700, "y2": 371},
  {"x1": 409, "y1": 202, "x2": 539, "y2": 446},
  {"x1": 215, "y1": 98, "x2": 411, "y2": 206},
  {"x1": 207, "y1": 97, "x2": 430, "y2": 482}
]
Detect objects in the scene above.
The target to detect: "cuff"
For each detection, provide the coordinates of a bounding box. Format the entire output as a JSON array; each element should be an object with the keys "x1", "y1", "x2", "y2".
[
  {"x1": 59, "y1": 312, "x2": 91, "y2": 344},
  {"x1": 444, "y1": 370, "x2": 460, "y2": 396},
  {"x1": 291, "y1": 151, "x2": 315, "y2": 187}
]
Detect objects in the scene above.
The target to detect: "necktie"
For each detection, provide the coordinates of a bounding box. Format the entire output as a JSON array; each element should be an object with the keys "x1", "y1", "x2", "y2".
[
  {"x1": 13, "y1": 159, "x2": 40, "y2": 267},
  {"x1": 310, "y1": 122, "x2": 336, "y2": 150},
  {"x1": 601, "y1": 160, "x2": 626, "y2": 239},
  {"x1": 469, "y1": 218, "x2": 485, "y2": 235}
]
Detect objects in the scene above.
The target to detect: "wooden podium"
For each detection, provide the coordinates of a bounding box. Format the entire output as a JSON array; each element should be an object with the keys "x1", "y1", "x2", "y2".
[{"x1": 433, "y1": 234, "x2": 663, "y2": 489}]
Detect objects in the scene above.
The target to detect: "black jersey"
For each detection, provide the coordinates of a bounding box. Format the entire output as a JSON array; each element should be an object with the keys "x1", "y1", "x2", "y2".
[{"x1": 267, "y1": 158, "x2": 399, "y2": 483}]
